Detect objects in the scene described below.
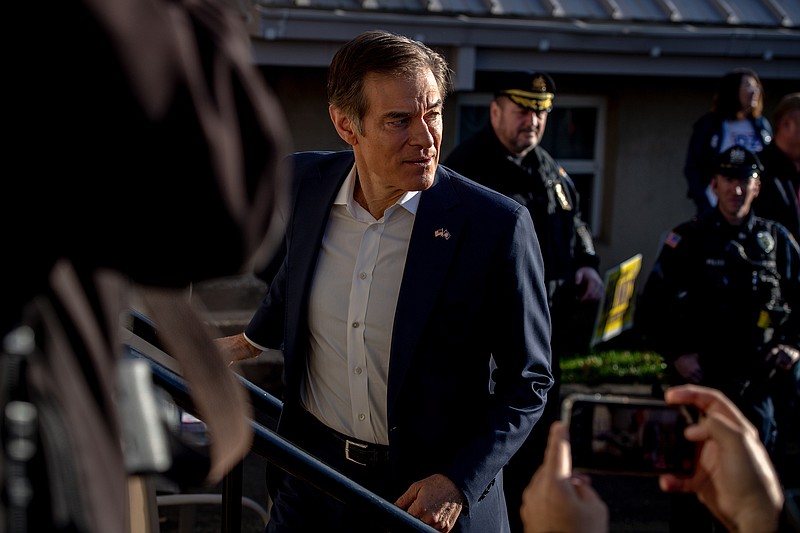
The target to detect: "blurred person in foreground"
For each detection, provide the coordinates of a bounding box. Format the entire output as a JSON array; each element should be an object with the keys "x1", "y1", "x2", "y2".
[
  {"x1": 753, "y1": 92, "x2": 800, "y2": 239},
  {"x1": 521, "y1": 385, "x2": 798, "y2": 533},
  {"x1": 3, "y1": 0, "x2": 290, "y2": 530},
  {"x1": 216, "y1": 30, "x2": 553, "y2": 533},
  {"x1": 443, "y1": 71, "x2": 602, "y2": 532},
  {"x1": 684, "y1": 68, "x2": 772, "y2": 217}
]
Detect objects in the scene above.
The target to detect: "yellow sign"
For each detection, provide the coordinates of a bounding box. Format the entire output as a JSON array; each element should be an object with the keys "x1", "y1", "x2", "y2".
[{"x1": 590, "y1": 254, "x2": 643, "y2": 347}]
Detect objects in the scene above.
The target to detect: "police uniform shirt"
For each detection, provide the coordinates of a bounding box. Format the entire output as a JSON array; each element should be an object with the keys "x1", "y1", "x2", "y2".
[
  {"x1": 443, "y1": 124, "x2": 598, "y2": 304},
  {"x1": 641, "y1": 210, "x2": 800, "y2": 389}
]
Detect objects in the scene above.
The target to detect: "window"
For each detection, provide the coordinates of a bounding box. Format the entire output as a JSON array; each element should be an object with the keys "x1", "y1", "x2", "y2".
[{"x1": 452, "y1": 93, "x2": 606, "y2": 235}]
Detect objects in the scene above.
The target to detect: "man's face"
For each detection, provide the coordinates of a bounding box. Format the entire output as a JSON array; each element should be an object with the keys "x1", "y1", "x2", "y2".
[
  {"x1": 712, "y1": 173, "x2": 760, "y2": 224},
  {"x1": 353, "y1": 70, "x2": 443, "y2": 195},
  {"x1": 490, "y1": 96, "x2": 549, "y2": 157}
]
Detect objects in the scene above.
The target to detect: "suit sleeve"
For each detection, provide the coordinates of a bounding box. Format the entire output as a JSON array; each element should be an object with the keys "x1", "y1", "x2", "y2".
[{"x1": 244, "y1": 255, "x2": 288, "y2": 350}]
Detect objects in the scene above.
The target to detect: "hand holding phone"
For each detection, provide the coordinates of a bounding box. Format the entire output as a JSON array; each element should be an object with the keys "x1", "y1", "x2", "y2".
[
  {"x1": 659, "y1": 385, "x2": 785, "y2": 532},
  {"x1": 521, "y1": 421, "x2": 609, "y2": 533},
  {"x1": 562, "y1": 393, "x2": 699, "y2": 476}
]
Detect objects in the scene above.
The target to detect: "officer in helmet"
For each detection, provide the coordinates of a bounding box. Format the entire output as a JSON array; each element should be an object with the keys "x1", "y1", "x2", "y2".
[{"x1": 638, "y1": 145, "x2": 800, "y2": 529}]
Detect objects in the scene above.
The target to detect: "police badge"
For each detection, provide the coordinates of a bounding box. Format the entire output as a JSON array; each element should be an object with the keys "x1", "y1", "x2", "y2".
[
  {"x1": 756, "y1": 231, "x2": 775, "y2": 253},
  {"x1": 554, "y1": 182, "x2": 572, "y2": 210}
]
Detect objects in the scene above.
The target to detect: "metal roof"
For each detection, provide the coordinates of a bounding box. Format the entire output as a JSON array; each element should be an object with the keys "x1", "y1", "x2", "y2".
[
  {"x1": 252, "y1": 0, "x2": 799, "y2": 25},
  {"x1": 247, "y1": 0, "x2": 800, "y2": 84}
]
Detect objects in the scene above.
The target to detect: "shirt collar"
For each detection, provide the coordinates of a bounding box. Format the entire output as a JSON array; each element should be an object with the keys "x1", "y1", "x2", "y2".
[{"x1": 334, "y1": 164, "x2": 422, "y2": 216}]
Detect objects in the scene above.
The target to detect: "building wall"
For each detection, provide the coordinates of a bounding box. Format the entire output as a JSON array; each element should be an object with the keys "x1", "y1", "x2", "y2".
[
  {"x1": 595, "y1": 76, "x2": 796, "y2": 285},
  {"x1": 595, "y1": 79, "x2": 702, "y2": 283}
]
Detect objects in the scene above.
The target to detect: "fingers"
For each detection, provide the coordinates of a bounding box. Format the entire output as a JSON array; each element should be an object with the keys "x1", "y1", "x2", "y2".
[
  {"x1": 569, "y1": 475, "x2": 594, "y2": 498},
  {"x1": 659, "y1": 473, "x2": 691, "y2": 493},
  {"x1": 395, "y1": 475, "x2": 463, "y2": 533},
  {"x1": 766, "y1": 345, "x2": 800, "y2": 370},
  {"x1": 394, "y1": 486, "x2": 416, "y2": 511},
  {"x1": 543, "y1": 421, "x2": 571, "y2": 478},
  {"x1": 663, "y1": 385, "x2": 756, "y2": 438}
]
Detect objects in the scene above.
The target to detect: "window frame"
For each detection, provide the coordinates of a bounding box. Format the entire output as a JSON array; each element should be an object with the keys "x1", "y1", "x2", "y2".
[{"x1": 452, "y1": 92, "x2": 607, "y2": 235}]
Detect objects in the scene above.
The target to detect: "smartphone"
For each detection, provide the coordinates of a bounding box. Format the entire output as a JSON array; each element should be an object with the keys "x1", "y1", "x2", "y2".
[{"x1": 561, "y1": 393, "x2": 699, "y2": 476}]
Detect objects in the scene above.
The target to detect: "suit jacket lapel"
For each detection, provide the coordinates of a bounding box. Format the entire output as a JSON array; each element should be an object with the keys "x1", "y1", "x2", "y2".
[{"x1": 388, "y1": 168, "x2": 465, "y2": 416}]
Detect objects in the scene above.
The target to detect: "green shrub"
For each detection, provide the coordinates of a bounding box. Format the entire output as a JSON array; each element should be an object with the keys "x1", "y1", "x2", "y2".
[{"x1": 561, "y1": 350, "x2": 667, "y2": 385}]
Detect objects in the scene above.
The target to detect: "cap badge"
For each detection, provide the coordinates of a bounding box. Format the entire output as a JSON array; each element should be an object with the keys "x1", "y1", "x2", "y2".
[
  {"x1": 532, "y1": 75, "x2": 549, "y2": 93},
  {"x1": 729, "y1": 147, "x2": 746, "y2": 165},
  {"x1": 756, "y1": 231, "x2": 774, "y2": 253}
]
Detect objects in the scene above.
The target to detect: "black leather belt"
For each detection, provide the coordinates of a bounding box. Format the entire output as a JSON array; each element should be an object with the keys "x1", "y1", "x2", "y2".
[
  {"x1": 330, "y1": 429, "x2": 390, "y2": 467},
  {"x1": 300, "y1": 408, "x2": 390, "y2": 468}
]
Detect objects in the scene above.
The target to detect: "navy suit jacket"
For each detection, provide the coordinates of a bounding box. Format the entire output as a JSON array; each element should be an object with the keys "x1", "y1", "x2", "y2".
[{"x1": 246, "y1": 150, "x2": 552, "y2": 532}]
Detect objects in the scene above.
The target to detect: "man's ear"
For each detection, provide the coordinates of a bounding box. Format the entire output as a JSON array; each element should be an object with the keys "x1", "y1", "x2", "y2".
[
  {"x1": 489, "y1": 99, "x2": 502, "y2": 125},
  {"x1": 329, "y1": 105, "x2": 358, "y2": 146},
  {"x1": 711, "y1": 174, "x2": 720, "y2": 195}
]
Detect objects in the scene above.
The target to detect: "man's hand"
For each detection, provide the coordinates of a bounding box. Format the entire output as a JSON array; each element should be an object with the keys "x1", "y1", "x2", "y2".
[
  {"x1": 521, "y1": 421, "x2": 608, "y2": 533},
  {"x1": 214, "y1": 333, "x2": 262, "y2": 365},
  {"x1": 395, "y1": 473, "x2": 464, "y2": 532},
  {"x1": 660, "y1": 385, "x2": 784, "y2": 533},
  {"x1": 575, "y1": 267, "x2": 604, "y2": 303},
  {"x1": 673, "y1": 353, "x2": 703, "y2": 383}
]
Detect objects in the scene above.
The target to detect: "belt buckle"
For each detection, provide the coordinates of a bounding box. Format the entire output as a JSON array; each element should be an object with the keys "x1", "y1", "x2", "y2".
[{"x1": 345, "y1": 439, "x2": 368, "y2": 466}]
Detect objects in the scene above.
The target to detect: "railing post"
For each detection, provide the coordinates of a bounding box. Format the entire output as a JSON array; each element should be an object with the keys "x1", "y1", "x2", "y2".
[{"x1": 221, "y1": 461, "x2": 243, "y2": 532}]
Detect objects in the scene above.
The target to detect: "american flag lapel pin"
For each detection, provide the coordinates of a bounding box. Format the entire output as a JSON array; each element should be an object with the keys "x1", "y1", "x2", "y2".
[{"x1": 434, "y1": 228, "x2": 451, "y2": 240}]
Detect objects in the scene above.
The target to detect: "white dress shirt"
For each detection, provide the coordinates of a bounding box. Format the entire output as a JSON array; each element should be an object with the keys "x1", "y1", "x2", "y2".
[{"x1": 299, "y1": 166, "x2": 418, "y2": 445}]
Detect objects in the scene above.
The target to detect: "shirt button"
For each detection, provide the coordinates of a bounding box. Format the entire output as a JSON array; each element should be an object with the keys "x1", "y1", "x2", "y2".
[
  {"x1": 354, "y1": 367, "x2": 363, "y2": 375},
  {"x1": 358, "y1": 413, "x2": 366, "y2": 421},
  {"x1": 352, "y1": 322, "x2": 359, "y2": 328},
  {"x1": 359, "y1": 272, "x2": 367, "y2": 280}
]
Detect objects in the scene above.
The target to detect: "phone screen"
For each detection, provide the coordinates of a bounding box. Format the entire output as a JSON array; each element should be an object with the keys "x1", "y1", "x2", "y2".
[{"x1": 562, "y1": 394, "x2": 699, "y2": 476}]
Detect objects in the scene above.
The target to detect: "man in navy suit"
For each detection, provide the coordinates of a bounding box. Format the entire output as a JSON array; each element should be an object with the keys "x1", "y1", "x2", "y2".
[{"x1": 217, "y1": 30, "x2": 552, "y2": 533}]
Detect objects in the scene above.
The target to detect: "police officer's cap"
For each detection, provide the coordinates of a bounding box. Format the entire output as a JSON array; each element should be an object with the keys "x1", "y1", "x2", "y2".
[
  {"x1": 714, "y1": 146, "x2": 764, "y2": 180},
  {"x1": 494, "y1": 71, "x2": 556, "y2": 113}
]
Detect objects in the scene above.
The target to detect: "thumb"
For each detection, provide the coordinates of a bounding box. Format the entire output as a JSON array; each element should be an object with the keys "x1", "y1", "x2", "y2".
[{"x1": 543, "y1": 421, "x2": 572, "y2": 479}]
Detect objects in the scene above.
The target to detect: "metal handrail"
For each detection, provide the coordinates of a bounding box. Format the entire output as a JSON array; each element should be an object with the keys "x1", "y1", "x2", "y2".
[{"x1": 127, "y1": 316, "x2": 438, "y2": 533}]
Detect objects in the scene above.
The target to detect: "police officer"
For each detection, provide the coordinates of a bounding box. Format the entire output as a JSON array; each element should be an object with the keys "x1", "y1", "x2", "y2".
[
  {"x1": 639, "y1": 145, "x2": 800, "y2": 528},
  {"x1": 444, "y1": 71, "x2": 603, "y2": 533}
]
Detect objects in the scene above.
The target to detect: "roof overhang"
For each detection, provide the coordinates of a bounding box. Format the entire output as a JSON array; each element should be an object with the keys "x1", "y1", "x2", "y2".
[{"x1": 249, "y1": 8, "x2": 800, "y2": 89}]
